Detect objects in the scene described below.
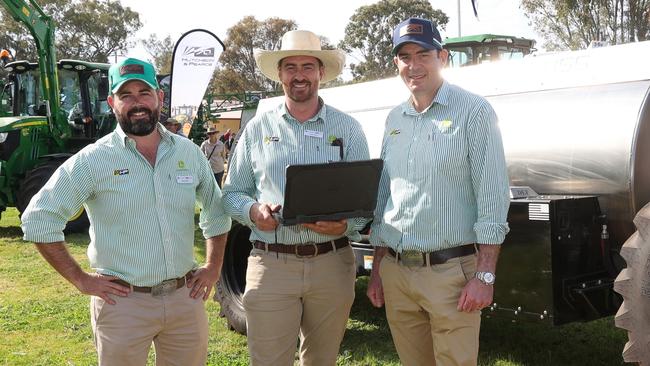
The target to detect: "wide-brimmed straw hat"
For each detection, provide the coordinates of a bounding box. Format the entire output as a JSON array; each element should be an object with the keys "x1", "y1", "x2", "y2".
[{"x1": 254, "y1": 30, "x2": 345, "y2": 84}]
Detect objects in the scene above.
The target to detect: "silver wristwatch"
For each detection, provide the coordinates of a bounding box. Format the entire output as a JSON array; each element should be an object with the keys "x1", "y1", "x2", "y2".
[{"x1": 475, "y1": 271, "x2": 496, "y2": 285}]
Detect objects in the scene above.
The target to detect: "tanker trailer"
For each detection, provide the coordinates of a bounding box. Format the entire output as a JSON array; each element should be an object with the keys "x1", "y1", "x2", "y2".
[{"x1": 215, "y1": 40, "x2": 650, "y2": 333}]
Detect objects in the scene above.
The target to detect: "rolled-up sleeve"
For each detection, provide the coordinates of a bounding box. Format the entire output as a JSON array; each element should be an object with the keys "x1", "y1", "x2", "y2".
[
  {"x1": 21, "y1": 155, "x2": 93, "y2": 243},
  {"x1": 468, "y1": 101, "x2": 510, "y2": 244},
  {"x1": 195, "y1": 147, "x2": 231, "y2": 238},
  {"x1": 222, "y1": 126, "x2": 257, "y2": 227}
]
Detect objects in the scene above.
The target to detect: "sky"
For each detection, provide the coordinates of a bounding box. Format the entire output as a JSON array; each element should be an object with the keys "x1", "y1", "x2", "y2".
[{"x1": 119, "y1": 0, "x2": 542, "y2": 75}]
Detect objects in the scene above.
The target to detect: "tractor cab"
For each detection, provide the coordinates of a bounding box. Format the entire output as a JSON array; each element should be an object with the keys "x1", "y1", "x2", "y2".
[
  {"x1": 444, "y1": 34, "x2": 536, "y2": 68},
  {"x1": 2, "y1": 59, "x2": 115, "y2": 144}
]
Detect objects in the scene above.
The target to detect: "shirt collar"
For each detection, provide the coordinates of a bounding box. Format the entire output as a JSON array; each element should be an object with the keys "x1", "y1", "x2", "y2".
[
  {"x1": 401, "y1": 80, "x2": 450, "y2": 116},
  {"x1": 114, "y1": 122, "x2": 173, "y2": 148},
  {"x1": 279, "y1": 97, "x2": 327, "y2": 125}
]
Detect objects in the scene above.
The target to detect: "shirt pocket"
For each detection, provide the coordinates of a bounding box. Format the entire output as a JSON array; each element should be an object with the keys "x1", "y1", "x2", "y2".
[
  {"x1": 167, "y1": 170, "x2": 197, "y2": 213},
  {"x1": 422, "y1": 125, "x2": 468, "y2": 177}
]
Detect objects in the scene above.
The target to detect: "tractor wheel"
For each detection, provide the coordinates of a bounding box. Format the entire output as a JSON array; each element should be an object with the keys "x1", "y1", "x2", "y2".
[
  {"x1": 214, "y1": 221, "x2": 252, "y2": 335},
  {"x1": 614, "y1": 202, "x2": 650, "y2": 365},
  {"x1": 16, "y1": 160, "x2": 90, "y2": 233}
]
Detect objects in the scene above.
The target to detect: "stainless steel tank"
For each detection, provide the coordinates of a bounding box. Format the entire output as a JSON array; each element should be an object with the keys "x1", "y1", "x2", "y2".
[{"x1": 257, "y1": 40, "x2": 650, "y2": 247}]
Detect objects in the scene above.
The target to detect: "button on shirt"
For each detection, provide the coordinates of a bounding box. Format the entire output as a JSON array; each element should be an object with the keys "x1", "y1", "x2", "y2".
[
  {"x1": 21, "y1": 124, "x2": 232, "y2": 286},
  {"x1": 370, "y1": 81, "x2": 510, "y2": 252},
  {"x1": 222, "y1": 100, "x2": 370, "y2": 244}
]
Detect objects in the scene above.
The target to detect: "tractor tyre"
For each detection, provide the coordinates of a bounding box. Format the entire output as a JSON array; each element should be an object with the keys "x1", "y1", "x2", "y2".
[
  {"x1": 16, "y1": 160, "x2": 90, "y2": 233},
  {"x1": 214, "y1": 221, "x2": 252, "y2": 335},
  {"x1": 614, "y1": 202, "x2": 650, "y2": 365}
]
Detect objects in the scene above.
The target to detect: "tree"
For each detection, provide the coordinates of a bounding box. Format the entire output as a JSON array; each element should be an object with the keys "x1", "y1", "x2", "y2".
[
  {"x1": 211, "y1": 16, "x2": 296, "y2": 94},
  {"x1": 339, "y1": 0, "x2": 449, "y2": 82},
  {"x1": 0, "y1": 0, "x2": 141, "y2": 62},
  {"x1": 521, "y1": 0, "x2": 650, "y2": 51},
  {"x1": 142, "y1": 34, "x2": 174, "y2": 74}
]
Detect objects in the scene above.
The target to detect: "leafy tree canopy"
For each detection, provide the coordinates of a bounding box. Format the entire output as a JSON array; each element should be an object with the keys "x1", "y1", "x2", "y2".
[
  {"x1": 339, "y1": 0, "x2": 448, "y2": 82},
  {"x1": 211, "y1": 16, "x2": 296, "y2": 94},
  {"x1": 522, "y1": 0, "x2": 650, "y2": 50},
  {"x1": 0, "y1": 0, "x2": 141, "y2": 62}
]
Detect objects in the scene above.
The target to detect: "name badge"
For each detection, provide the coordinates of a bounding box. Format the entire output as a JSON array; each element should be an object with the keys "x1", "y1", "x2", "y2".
[
  {"x1": 304, "y1": 130, "x2": 323, "y2": 139},
  {"x1": 176, "y1": 175, "x2": 193, "y2": 184}
]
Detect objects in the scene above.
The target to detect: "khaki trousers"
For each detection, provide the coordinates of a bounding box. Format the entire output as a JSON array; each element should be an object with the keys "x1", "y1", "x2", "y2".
[
  {"x1": 243, "y1": 245, "x2": 356, "y2": 366},
  {"x1": 379, "y1": 253, "x2": 480, "y2": 366},
  {"x1": 90, "y1": 286, "x2": 208, "y2": 366}
]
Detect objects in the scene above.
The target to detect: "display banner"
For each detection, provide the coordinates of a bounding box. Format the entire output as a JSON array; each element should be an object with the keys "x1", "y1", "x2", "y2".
[{"x1": 169, "y1": 29, "x2": 224, "y2": 118}]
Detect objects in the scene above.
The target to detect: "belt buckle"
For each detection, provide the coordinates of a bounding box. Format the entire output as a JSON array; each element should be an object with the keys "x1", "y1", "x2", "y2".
[
  {"x1": 295, "y1": 242, "x2": 318, "y2": 258},
  {"x1": 151, "y1": 279, "x2": 177, "y2": 297},
  {"x1": 399, "y1": 250, "x2": 424, "y2": 267}
]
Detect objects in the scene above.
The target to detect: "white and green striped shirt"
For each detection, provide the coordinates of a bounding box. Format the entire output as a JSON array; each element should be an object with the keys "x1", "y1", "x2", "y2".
[
  {"x1": 370, "y1": 81, "x2": 510, "y2": 252},
  {"x1": 21, "y1": 124, "x2": 231, "y2": 286},
  {"x1": 222, "y1": 100, "x2": 370, "y2": 244}
]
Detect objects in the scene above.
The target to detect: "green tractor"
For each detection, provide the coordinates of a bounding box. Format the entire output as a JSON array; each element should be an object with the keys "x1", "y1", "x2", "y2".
[
  {"x1": 444, "y1": 34, "x2": 536, "y2": 67},
  {"x1": 0, "y1": 0, "x2": 115, "y2": 230}
]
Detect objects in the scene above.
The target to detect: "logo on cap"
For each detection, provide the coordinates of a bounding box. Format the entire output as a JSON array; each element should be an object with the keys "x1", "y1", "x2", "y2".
[
  {"x1": 120, "y1": 64, "x2": 144, "y2": 76},
  {"x1": 400, "y1": 24, "x2": 424, "y2": 37}
]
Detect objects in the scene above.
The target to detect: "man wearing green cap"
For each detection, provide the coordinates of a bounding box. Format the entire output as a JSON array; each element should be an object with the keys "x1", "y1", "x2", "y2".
[{"x1": 21, "y1": 58, "x2": 231, "y2": 366}]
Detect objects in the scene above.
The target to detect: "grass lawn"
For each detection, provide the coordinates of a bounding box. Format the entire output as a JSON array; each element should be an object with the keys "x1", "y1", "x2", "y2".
[{"x1": 0, "y1": 208, "x2": 627, "y2": 365}]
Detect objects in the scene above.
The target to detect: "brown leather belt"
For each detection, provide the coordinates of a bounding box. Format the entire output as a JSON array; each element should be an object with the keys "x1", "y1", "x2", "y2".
[
  {"x1": 388, "y1": 244, "x2": 476, "y2": 266},
  {"x1": 111, "y1": 271, "x2": 193, "y2": 296},
  {"x1": 253, "y1": 237, "x2": 349, "y2": 258}
]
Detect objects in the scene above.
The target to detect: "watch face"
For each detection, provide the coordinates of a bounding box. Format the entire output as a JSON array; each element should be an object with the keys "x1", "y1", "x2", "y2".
[{"x1": 483, "y1": 272, "x2": 495, "y2": 284}]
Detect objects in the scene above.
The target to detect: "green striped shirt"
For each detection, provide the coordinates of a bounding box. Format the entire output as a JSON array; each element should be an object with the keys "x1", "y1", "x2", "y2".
[
  {"x1": 369, "y1": 81, "x2": 510, "y2": 252},
  {"x1": 222, "y1": 100, "x2": 370, "y2": 243},
  {"x1": 21, "y1": 124, "x2": 231, "y2": 286}
]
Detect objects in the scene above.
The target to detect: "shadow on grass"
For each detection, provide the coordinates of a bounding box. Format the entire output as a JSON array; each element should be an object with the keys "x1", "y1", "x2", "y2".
[
  {"x1": 349, "y1": 277, "x2": 626, "y2": 366},
  {"x1": 479, "y1": 315, "x2": 626, "y2": 366},
  {"x1": 0, "y1": 225, "x2": 24, "y2": 238}
]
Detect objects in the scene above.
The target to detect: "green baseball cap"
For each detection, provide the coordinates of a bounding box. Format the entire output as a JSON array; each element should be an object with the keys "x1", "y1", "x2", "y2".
[{"x1": 108, "y1": 58, "x2": 159, "y2": 93}]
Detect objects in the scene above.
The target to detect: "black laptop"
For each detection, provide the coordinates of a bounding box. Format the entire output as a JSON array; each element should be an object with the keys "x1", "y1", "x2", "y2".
[{"x1": 277, "y1": 159, "x2": 383, "y2": 226}]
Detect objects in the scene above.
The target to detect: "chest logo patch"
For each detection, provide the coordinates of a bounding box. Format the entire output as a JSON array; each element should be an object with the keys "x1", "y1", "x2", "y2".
[
  {"x1": 178, "y1": 160, "x2": 186, "y2": 169},
  {"x1": 437, "y1": 120, "x2": 454, "y2": 133},
  {"x1": 264, "y1": 136, "x2": 280, "y2": 144},
  {"x1": 113, "y1": 169, "x2": 129, "y2": 176},
  {"x1": 389, "y1": 129, "x2": 401, "y2": 136}
]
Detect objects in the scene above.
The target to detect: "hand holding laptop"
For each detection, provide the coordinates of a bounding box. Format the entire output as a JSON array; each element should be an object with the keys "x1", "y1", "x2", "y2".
[{"x1": 301, "y1": 220, "x2": 347, "y2": 236}]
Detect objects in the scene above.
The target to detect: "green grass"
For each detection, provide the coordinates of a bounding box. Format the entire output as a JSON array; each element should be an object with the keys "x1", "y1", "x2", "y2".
[{"x1": 0, "y1": 208, "x2": 628, "y2": 365}]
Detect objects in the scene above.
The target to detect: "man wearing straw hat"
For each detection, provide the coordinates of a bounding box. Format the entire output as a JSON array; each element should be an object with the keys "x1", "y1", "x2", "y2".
[{"x1": 222, "y1": 30, "x2": 370, "y2": 365}]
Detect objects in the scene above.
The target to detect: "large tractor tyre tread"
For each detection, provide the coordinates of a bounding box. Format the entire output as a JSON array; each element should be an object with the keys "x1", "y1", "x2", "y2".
[
  {"x1": 614, "y1": 203, "x2": 650, "y2": 365},
  {"x1": 16, "y1": 160, "x2": 89, "y2": 234},
  {"x1": 214, "y1": 222, "x2": 252, "y2": 335}
]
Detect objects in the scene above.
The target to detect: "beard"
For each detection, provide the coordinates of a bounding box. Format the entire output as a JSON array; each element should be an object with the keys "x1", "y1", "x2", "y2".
[
  {"x1": 116, "y1": 106, "x2": 159, "y2": 136},
  {"x1": 285, "y1": 80, "x2": 318, "y2": 103}
]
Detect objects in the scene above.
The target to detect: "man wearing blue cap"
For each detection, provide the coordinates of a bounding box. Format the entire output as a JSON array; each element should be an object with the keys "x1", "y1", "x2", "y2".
[
  {"x1": 366, "y1": 18, "x2": 510, "y2": 365},
  {"x1": 21, "y1": 58, "x2": 231, "y2": 366}
]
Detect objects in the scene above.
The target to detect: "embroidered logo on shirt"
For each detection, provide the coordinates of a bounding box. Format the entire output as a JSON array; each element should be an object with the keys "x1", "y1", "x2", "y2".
[
  {"x1": 327, "y1": 135, "x2": 340, "y2": 144},
  {"x1": 113, "y1": 169, "x2": 129, "y2": 176},
  {"x1": 435, "y1": 120, "x2": 456, "y2": 134},
  {"x1": 178, "y1": 160, "x2": 186, "y2": 169},
  {"x1": 263, "y1": 136, "x2": 280, "y2": 144},
  {"x1": 439, "y1": 120, "x2": 453, "y2": 132},
  {"x1": 389, "y1": 129, "x2": 401, "y2": 136}
]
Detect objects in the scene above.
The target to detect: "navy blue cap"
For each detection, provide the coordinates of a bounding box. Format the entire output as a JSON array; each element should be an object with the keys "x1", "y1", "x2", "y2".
[{"x1": 392, "y1": 18, "x2": 443, "y2": 54}]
